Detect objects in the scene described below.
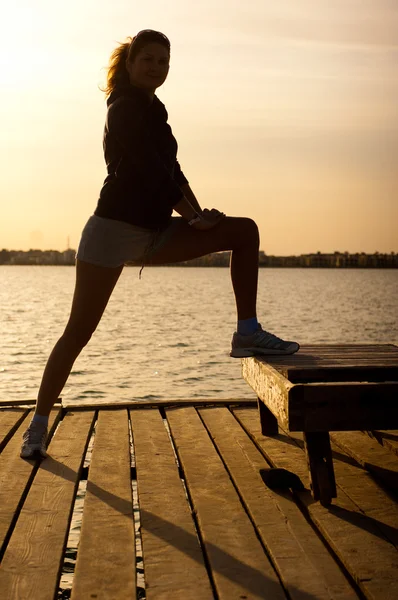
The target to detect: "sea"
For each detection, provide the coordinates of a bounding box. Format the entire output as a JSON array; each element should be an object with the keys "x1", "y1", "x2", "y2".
[
  {"x1": 1, "y1": 265, "x2": 397, "y2": 404},
  {"x1": 1, "y1": 265, "x2": 397, "y2": 598}
]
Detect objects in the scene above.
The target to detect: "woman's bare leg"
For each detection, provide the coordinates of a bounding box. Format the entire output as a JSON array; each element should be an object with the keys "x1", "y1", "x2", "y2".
[
  {"x1": 147, "y1": 217, "x2": 260, "y2": 320},
  {"x1": 35, "y1": 260, "x2": 123, "y2": 416}
]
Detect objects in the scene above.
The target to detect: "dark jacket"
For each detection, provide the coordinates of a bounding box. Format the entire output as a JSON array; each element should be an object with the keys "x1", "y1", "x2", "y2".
[{"x1": 94, "y1": 84, "x2": 188, "y2": 229}]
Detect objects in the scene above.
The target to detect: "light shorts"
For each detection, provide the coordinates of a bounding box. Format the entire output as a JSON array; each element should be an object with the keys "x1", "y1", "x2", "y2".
[{"x1": 76, "y1": 214, "x2": 184, "y2": 275}]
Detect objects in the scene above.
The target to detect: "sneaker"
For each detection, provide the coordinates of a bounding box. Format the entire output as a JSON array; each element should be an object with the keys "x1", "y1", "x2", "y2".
[
  {"x1": 20, "y1": 422, "x2": 48, "y2": 459},
  {"x1": 230, "y1": 323, "x2": 300, "y2": 358}
]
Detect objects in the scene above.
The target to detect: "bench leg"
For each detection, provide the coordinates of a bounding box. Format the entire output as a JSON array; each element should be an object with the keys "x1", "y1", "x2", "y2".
[
  {"x1": 258, "y1": 398, "x2": 278, "y2": 435},
  {"x1": 303, "y1": 432, "x2": 337, "y2": 506}
]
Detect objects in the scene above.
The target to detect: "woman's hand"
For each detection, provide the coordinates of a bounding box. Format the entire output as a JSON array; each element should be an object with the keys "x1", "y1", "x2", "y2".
[{"x1": 191, "y1": 208, "x2": 226, "y2": 230}]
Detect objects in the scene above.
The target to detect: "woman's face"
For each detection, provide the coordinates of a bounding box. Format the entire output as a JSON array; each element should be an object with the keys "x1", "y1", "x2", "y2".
[{"x1": 127, "y1": 42, "x2": 170, "y2": 93}]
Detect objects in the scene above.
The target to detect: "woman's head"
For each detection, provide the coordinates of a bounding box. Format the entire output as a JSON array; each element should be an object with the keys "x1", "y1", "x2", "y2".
[{"x1": 102, "y1": 30, "x2": 171, "y2": 98}]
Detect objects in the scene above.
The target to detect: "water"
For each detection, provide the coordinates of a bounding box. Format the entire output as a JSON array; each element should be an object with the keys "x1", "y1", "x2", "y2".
[{"x1": 1, "y1": 265, "x2": 397, "y2": 404}]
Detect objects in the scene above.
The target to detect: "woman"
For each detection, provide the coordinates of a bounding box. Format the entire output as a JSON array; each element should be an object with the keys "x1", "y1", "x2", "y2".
[{"x1": 21, "y1": 30, "x2": 299, "y2": 459}]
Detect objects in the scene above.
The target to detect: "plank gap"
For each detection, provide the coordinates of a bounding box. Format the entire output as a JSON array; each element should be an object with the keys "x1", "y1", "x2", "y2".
[
  {"x1": 198, "y1": 407, "x2": 293, "y2": 599},
  {"x1": 231, "y1": 409, "x2": 371, "y2": 599},
  {"x1": 164, "y1": 410, "x2": 220, "y2": 600},
  {"x1": 128, "y1": 415, "x2": 146, "y2": 599},
  {"x1": 58, "y1": 416, "x2": 98, "y2": 596},
  {"x1": 0, "y1": 409, "x2": 31, "y2": 453},
  {"x1": 0, "y1": 462, "x2": 40, "y2": 562},
  {"x1": 0, "y1": 407, "x2": 63, "y2": 563}
]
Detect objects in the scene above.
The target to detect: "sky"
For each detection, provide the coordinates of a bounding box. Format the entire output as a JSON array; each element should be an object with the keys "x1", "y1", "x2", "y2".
[{"x1": 1, "y1": 0, "x2": 397, "y2": 255}]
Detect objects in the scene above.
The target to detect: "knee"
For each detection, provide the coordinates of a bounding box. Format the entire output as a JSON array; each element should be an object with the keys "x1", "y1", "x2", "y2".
[
  {"x1": 61, "y1": 326, "x2": 93, "y2": 351},
  {"x1": 240, "y1": 218, "x2": 260, "y2": 247}
]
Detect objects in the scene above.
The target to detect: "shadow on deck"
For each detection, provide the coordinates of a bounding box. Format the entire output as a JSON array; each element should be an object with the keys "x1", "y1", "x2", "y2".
[{"x1": 0, "y1": 398, "x2": 397, "y2": 599}]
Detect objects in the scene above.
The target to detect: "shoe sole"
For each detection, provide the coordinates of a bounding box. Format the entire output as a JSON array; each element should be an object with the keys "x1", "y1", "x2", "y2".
[
  {"x1": 230, "y1": 343, "x2": 300, "y2": 358},
  {"x1": 20, "y1": 448, "x2": 47, "y2": 459}
]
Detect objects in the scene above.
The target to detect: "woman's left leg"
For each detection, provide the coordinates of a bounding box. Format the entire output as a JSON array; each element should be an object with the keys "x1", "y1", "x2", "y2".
[{"x1": 147, "y1": 217, "x2": 260, "y2": 320}]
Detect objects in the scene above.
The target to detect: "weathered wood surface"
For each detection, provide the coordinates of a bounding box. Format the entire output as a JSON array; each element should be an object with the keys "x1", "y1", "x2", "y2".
[
  {"x1": 367, "y1": 430, "x2": 398, "y2": 457},
  {"x1": 242, "y1": 347, "x2": 398, "y2": 432},
  {"x1": 130, "y1": 408, "x2": 213, "y2": 599},
  {"x1": 242, "y1": 359, "x2": 294, "y2": 429},
  {"x1": 290, "y1": 381, "x2": 398, "y2": 431},
  {"x1": 288, "y1": 430, "x2": 398, "y2": 550},
  {"x1": 1, "y1": 404, "x2": 397, "y2": 599},
  {"x1": 166, "y1": 406, "x2": 287, "y2": 600},
  {"x1": 234, "y1": 407, "x2": 398, "y2": 599},
  {"x1": 0, "y1": 411, "x2": 95, "y2": 600},
  {"x1": 0, "y1": 407, "x2": 62, "y2": 553},
  {"x1": 200, "y1": 406, "x2": 357, "y2": 599},
  {"x1": 71, "y1": 410, "x2": 136, "y2": 600},
  {"x1": 330, "y1": 431, "x2": 398, "y2": 493},
  {"x1": 250, "y1": 344, "x2": 398, "y2": 383},
  {"x1": 62, "y1": 397, "x2": 256, "y2": 410},
  {"x1": 0, "y1": 399, "x2": 62, "y2": 407},
  {"x1": 0, "y1": 408, "x2": 29, "y2": 452}
]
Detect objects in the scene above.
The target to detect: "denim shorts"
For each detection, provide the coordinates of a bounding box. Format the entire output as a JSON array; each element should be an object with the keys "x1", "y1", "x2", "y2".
[{"x1": 76, "y1": 214, "x2": 184, "y2": 276}]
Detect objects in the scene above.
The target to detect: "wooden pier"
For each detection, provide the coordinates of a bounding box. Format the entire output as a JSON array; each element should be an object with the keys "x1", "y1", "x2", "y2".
[{"x1": 0, "y1": 394, "x2": 397, "y2": 599}]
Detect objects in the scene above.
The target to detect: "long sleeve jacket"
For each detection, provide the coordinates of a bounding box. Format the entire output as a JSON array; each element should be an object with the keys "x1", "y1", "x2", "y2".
[{"x1": 94, "y1": 83, "x2": 188, "y2": 229}]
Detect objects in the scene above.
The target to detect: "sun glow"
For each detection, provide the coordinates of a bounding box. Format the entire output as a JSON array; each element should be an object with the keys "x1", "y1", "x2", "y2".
[{"x1": 1, "y1": 0, "x2": 397, "y2": 254}]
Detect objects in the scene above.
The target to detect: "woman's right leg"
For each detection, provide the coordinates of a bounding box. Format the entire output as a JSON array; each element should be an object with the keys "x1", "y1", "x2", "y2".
[{"x1": 35, "y1": 259, "x2": 124, "y2": 416}]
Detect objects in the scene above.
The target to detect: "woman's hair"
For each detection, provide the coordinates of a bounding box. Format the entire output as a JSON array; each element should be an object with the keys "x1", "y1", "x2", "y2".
[{"x1": 100, "y1": 30, "x2": 171, "y2": 98}]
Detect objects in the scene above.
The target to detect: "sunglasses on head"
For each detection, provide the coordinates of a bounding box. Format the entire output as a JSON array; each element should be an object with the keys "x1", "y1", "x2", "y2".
[{"x1": 135, "y1": 29, "x2": 170, "y2": 43}]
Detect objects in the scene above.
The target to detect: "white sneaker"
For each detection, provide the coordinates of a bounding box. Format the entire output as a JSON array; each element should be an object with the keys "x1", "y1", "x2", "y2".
[
  {"x1": 20, "y1": 422, "x2": 48, "y2": 459},
  {"x1": 230, "y1": 323, "x2": 300, "y2": 358}
]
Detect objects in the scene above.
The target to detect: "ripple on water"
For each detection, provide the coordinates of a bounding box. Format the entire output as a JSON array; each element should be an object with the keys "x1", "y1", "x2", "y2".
[
  {"x1": 75, "y1": 390, "x2": 106, "y2": 399},
  {"x1": 1, "y1": 266, "x2": 397, "y2": 404}
]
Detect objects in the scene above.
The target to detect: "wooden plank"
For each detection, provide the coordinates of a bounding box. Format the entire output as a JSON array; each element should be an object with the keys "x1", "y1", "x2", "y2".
[
  {"x1": 291, "y1": 344, "x2": 397, "y2": 350},
  {"x1": 280, "y1": 367, "x2": 398, "y2": 384},
  {"x1": 166, "y1": 406, "x2": 286, "y2": 600},
  {"x1": 330, "y1": 431, "x2": 398, "y2": 493},
  {"x1": 294, "y1": 345, "x2": 397, "y2": 352},
  {"x1": 200, "y1": 406, "x2": 358, "y2": 600},
  {"x1": 233, "y1": 408, "x2": 398, "y2": 600},
  {"x1": 0, "y1": 399, "x2": 62, "y2": 407},
  {"x1": 255, "y1": 345, "x2": 398, "y2": 382},
  {"x1": 368, "y1": 431, "x2": 398, "y2": 457},
  {"x1": 0, "y1": 407, "x2": 62, "y2": 554},
  {"x1": 0, "y1": 409, "x2": 30, "y2": 452},
  {"x1": 63, "y1": 398, "x2": 256, "y2": 410},
  {"x1": 269, "y1": 356, "x2": 398, "y2": 363},
  {"x1": 71, "y1": 410, "x2": 136, "y2": 600},
  {"x1": 260, "y1": 345, "x2": 398, "y2": 360},
  {"x1": 289, "y1": 431, "x2": 398, "y2": 551},
  {"x1": 130, "y1": 409, "x2": 213, "y2": 599},
  {"x1": 243, "y1": 358, "x2": 398, "y2": 432},
  {"x1": 293, "y1": 382, "x2": 398, "y2": 431},
  {"x1": 0, "y1": 411, "x2": 95, "y2": 600}
]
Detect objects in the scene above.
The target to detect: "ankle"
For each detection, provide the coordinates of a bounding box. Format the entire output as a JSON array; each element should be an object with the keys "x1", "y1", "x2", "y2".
[
  {"x1": 31, "y1": 412, "x2": 49, "y2": 428},
  {"x1": 237, "y1": 316, "x2": 258, "y2": 336}
]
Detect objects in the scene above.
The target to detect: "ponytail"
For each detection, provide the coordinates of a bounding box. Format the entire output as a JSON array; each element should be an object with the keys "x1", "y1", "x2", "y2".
[{"x1": 100, "y1": 31, "x2": 170, "y2": 99}]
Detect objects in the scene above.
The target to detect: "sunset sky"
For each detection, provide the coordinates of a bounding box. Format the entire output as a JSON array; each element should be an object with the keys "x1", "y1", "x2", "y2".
[{"x1": 1, "y1": 0, "x2": 397, "y2": 255}]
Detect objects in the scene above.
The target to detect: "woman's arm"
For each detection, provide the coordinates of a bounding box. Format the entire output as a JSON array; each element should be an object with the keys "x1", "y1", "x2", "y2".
[
  {"x1": 173, "y1": 195, "x2": 198, "y2": 221},
  {"x1": 180, "y1": 183, "x2": 203, "y2": 215}
]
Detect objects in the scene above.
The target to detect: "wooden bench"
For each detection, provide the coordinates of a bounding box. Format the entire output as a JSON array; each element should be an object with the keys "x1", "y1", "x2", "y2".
[{"x1": 241, "y1": 344, "x2": 398, "y2": 505}]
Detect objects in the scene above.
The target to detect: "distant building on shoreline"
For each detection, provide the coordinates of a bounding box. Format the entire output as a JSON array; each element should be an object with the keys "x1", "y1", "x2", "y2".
[
  {"x1": 0, "y1": 248, "x2": 397, "y2": 268},
  {"x1": 0, "y1": 248, "x2": 76, "y2": 266}
]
